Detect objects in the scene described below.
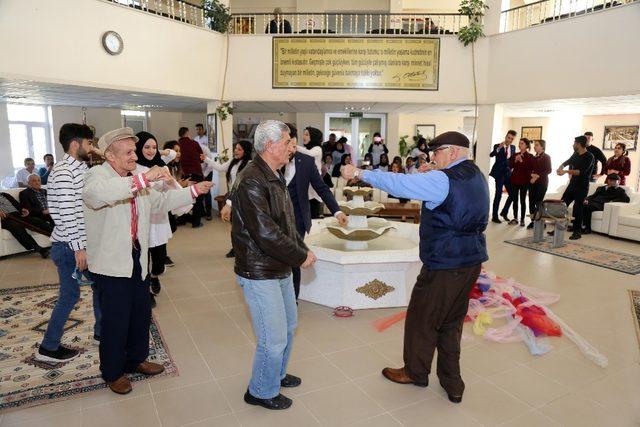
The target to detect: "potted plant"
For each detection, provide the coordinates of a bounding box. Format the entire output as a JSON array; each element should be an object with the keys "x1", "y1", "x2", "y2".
[
  {"x1": 457, "y1": 0, "x2": 489, "y2": 146},
  {"x1": 398, "y1": 135, "x2": 411, "y2": 158},
  {"x1": 202, "y1": 0, "x2": 232, "y2": 33}
]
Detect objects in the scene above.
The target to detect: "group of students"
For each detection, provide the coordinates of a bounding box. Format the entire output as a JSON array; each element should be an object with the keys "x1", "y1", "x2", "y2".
[{"x1": 490, "y1": 129, "x2": 632, "y2": 239}]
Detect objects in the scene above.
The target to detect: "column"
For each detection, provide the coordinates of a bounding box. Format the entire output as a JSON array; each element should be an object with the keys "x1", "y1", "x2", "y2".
[
  {"x1": 207, "y1": 100, "x2": 232, "y2": 199},
  {"x1": 475, "y1": 103, "x2": 504, "y2": 177},
  {"x1": 483, "y1": 0, "x2": 503, "y2": 36}
]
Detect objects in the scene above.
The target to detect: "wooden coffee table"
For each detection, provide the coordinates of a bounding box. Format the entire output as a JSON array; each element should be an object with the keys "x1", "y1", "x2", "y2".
[{"x1": 376, "y1": 202, "x2": 421, "y2": 224}]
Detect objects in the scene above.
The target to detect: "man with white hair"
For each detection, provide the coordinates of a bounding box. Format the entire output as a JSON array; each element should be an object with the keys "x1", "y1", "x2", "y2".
[
  {"x1": 20, "y1": 174, "x2": 54, "y2": 227},
  {"x1": 83, "y1": 127, "x2": 213, "y2": 395},
  {"x1": 231, "y1": 120, "x2": 316, "y2": 410},
  {"x1": 342, "y1": 131, "x2": 489, "y2": 404}
]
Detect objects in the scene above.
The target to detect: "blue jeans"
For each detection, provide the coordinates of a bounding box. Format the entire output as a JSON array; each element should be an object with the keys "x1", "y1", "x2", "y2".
[
  {"x1": 41, "y1": 243, "x2": 101, "y2": 350},
  {"x1": 237, "y1": 274, "x2": 297, "y2": 399}
]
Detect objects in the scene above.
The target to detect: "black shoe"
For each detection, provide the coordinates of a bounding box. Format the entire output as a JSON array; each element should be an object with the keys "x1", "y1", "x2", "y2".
[
  {"x1": 244, "y1": 389, "x2": 292, "y2": 410},
  {"x1": 150, "y1": 294, "x2": 157, "y2": 308},
  {"x1": 164, "y1": 256, "x2": 175, "y2": 267},
  {"x1": 150, "y1": 277, "x2": 161, "y2": 295},
  {"x1": 35, "y1": 345, "x2": 79, "y2": 363},
  {"x1": 280, "y1": 374, "x2": 301, "y2": 388},
  {"x1": 37, "y1": 247, "x2": 50, "y2": 259},
  {"x1": 192, "y1": 223, "x2": 203, "y2": 229},
  {"x1": 500, "y1": 214, "x2": 510, "y2": 222},
  {"x1": 582, "y1": 228, "x2": 592, "y2": 235},
  {"x1": 508, "y1": 219, "x2": 519, "y2": 225},
  {"x1": 547, "y1": 230, "x2": 555, "y2": 236},
  {"x1": 569, "y1": 232, "x2": 581, "y2": 240},
  {"x1": 491, "y1": 217, "x2": 502, "y2": 224},
  {"x1": 519, "y1": 221, "x2": 525, "y2": 227},
  {"x1": 447, "y1": 393, "x2": 463, "y2": 404},
  {"x1": 206, "y1": 214, "x2": 213, "y2": 221},
  {"x1": 526, "y1": 223, "x2": 534, "y2": 229},
  {"x1": 225, "y1": 248, "x2": 235, "y2": 258},
  {"x1": 567, "y1": 225, "x2": 574, "y2": 232}
]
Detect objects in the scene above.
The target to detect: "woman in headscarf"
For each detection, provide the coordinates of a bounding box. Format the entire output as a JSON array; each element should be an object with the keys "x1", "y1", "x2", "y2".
[
  {"x1": 299, "y1": 126, "x2": 324, "y2": 219},
  {"x1": 135, "y1": 131, "x2": 192, "y2": 307},
  {"x1": 331, "y1": 138, "x2": 347, "y2": 166},
  {"x1": 375, "y1": 153, "x2": 390, "y2": 172},
  {"x1": 203, "y1": 140, "x2": 253, "y2": 258},
  {"x1": 410, "y1": 137, "x2": 430, "y2": 162},
  {"x1": 367, "y1": 132, "x2": 389, "y2": 166}
]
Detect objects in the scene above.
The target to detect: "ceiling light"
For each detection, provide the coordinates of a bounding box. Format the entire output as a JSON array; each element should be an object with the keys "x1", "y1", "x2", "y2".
[{"x1": 130, "y1": 93, "x2": 141, "y2": 97}]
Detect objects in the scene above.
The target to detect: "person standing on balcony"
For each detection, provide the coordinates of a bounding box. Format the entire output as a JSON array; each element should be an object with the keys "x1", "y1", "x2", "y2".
[
  {"x1": 582, "y1": 131, "x2": 607, "y2": 182},
  {"x1": 489, "y1": 130, "x2": 517, "y2": 223},
  {"x1": 341, "y1": 131, "x2": 489, "y2": 405},
  {"x1": 266, "y1": 8, "x2": 292, "y2": 34},
  {"x1": 178, "y1": 127, "x2": 206, "y2": 228}
]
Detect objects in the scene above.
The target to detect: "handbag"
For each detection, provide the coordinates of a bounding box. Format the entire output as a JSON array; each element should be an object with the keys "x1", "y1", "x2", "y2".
[{"x1": 534, "y1": 199, "x2": 568, "y2": 220}]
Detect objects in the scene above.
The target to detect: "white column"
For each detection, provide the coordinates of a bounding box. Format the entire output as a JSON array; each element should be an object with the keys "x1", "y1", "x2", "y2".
[
  {"x1": 483, "y1": 0, "x2": 504, "y2": 35},
  {"x1": 475, "y1": 103, "x2": 504, "y2": 177},
  {"x1": 0, "y1": 103, "x2": 15, "y2": 179},
  {"x1": 207, "y1": 100, "x2": 230, "y2": 199},
  {"x1": 388, "y1": 0, "x2": 402, "y2": 13}
]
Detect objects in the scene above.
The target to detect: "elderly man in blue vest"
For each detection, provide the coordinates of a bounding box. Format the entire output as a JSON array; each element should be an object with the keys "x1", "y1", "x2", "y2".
[{"x1": 342, "y1": 131, "x2": 489, "y2": 404}]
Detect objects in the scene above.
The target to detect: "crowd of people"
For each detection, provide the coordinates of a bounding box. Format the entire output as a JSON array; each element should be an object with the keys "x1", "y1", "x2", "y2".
[{"x1": 490, "y1": 129, "x2": 632, "y2": 239}]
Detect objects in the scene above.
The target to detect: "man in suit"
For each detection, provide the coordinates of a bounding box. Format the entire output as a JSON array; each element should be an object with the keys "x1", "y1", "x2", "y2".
[
  {"x1": 581, "y1": 173, "x2": 630, "y2": 234},
  {"x1": 20, "y1": 174, "x2": 54, "y2": 227},
  {"x1": 0, "y1": 191, "x2": 52, "y2": 257},
  {"x1": 489, "y1": 130, "x2": 517, "y2": 223}
]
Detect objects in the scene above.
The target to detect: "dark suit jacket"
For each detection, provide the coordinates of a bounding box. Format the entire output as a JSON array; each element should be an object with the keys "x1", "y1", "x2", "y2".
[
  {"x1": 489, "y1": 144, "x2": 516, "y2": 179},
  {"x1": 586, "y1": 185, "x2": 630, "y2": 209},
  {"x1": 19, "y1": 188, "x2": 47, "y2": 217},
  {"x1": 290, "y1": 152, "x2": 340, "y2": 233}
]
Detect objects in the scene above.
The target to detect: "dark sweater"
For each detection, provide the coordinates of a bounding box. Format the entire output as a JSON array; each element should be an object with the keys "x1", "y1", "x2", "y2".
[
  {"x1": 586, "y1": 185, "x2": 630, "y2": 208},
  {"x1": 564, "y1": 151, "x2": 595, "y2": 188},
  {"x1": 586, "y1": 144, "x2": 607, "y2": 175},
  {"x1": 178, "y1": 137, "x2": 203, "y2": 177},
  {"x1": 604, "y1": 156, "x2": 631, "y2": 186},
  {"x1": 530, "y1": 153, "x2": 552, "y2": 186},
  {"x1": 508, "y1": 151, "x2": 533, "y2": 185}
]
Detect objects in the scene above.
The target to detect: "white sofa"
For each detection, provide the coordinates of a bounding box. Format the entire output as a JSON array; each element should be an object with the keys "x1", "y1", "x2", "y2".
[
  {"x1": 0, "y1": 188, "x2": 52, "y2": 258},
  {"x1": 545, "y1": 183, "x2": 639, "y2": 236},
  {"x1": 609, "y1": 201, "x2": 640, "y2": 242}
]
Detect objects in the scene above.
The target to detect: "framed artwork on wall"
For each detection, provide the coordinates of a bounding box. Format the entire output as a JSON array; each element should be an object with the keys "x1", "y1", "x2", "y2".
[
  {"x1": 521, "y1": 126, "x2": 543, "y2": 141},
  {"x1": 206, "y1": 113, "x2": 218, "y2": 153},
  {"x1": 416, "y1": 124, "x2": 436, "y2": 140},
  {"x1": 603, "y1": 125, "x2": 638, "y2": 151}
]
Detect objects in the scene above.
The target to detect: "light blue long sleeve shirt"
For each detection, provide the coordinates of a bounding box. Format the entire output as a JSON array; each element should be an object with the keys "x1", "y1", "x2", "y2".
[{"x1": 361, "y1": 158, "x2": 467, "y2": 210}]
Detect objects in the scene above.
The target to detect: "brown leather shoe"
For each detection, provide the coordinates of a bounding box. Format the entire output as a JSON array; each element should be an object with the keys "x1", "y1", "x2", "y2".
[
  {"x1": 136, "y1": 361, "x2": 165, "y2": 376},
  {"x1": 107, "y1": 375, "x2": 132, "y2": 394},
  {"x1": 382, "y1": 367, "x2": 428, "y2": 387}
]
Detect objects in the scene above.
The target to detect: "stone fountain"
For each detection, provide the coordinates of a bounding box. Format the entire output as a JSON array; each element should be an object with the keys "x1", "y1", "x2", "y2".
[{"x1": 300, "y1": 187, "x2": 421, "y2": 309}]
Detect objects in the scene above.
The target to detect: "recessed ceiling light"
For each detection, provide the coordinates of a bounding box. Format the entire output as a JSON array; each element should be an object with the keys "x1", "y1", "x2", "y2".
[{"x1": 130, "y1": 93, "x2": 141, "y2": 97}]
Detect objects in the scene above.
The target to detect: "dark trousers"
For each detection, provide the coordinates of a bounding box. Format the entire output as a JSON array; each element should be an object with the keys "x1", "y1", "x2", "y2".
[
  {"x1": 149, "y1": 244, "x2": 167, "y2": 276},
  {"x1": 403, "y1": 264, "x2": 482, "y2": 397},
  {"x1": 309, "y1": 199, "x2": 323, "y2": 219},
  {"x1": 168, "y1": 213, "x2": 177, "y2": 233},
  {"x1": 492, "y1": 174, "x2": 513, "y2": 219},
  {"x1": 291, "y1": 220, "x2": 307, "y2": 300},
  {"x1": 561, "y1": 184, "x2": 589, "y2": 232},
  {"x1": 204, "y1": 172, "x2": 213, "y2": 217},
  {"x1": 528, "y1": 182, "x2": 548, "y2": 216},
  {"x1": 512, "y1": 184, "x2": 529, "y2": 221},
  {"x1": 1, "y1": 214, "x2": 51, "y2": 251},
  {"x1": 189, "y1": 174, "x2": 205, "y2": 226},
  {"x1": 93, "y1": 248, "x2": 151, "y2": 382},
  {"x1": 582, "y1": 202, "x2": 603, "y2": 231}
]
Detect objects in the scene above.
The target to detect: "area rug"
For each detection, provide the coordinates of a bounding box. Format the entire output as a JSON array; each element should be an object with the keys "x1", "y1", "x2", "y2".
[
  {"x1": 505, "y1": 237, "x2": 640, "y2": 275},
  {"x1": 0, "y1": 284, "x2": 177, "y2": 411},
  {"x1": 629, "y1": 290, "x2": 640, "y2": 350}
]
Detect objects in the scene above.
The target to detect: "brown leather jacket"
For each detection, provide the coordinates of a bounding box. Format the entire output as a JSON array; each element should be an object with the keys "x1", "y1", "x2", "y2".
[{"x1": 231, "y1": 155, "x2": 308, "y2": 280}]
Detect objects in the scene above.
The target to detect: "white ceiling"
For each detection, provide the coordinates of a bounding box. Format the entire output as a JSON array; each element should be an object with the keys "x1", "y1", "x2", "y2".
[
  {"x1": 0, "y1": 79, "x2": 208, "y2": 112},
  {"x1": 1, "y1": 79, "x2": 639, "y2": 118}
]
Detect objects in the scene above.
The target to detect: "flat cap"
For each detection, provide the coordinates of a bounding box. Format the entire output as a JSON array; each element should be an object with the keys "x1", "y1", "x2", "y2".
[
  {"x1": 98, "y1": 127, "x2": 138, "y2": 152},
  {"x1": 428, "y1": 131, "x2": 470, "y2": 150},
  {"x1": 606, "y1": 173, "x2": 621, "y2": 181}
]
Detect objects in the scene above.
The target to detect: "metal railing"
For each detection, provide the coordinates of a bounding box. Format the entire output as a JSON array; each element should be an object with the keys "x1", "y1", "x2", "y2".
[
  {"x1": 229, "y1": 13, "x2": 468, "y2": 35},
  {"x1": 500, "y1": 0, "x2": 637, "y2": 32},
  {"x1": 106, "y1": 0, "x2": 206, "y2": 28}
]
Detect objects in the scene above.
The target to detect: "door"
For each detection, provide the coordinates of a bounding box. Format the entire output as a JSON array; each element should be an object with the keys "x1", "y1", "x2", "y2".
[{"x1": 325, "y1": 113, "x2": 386, "y2": 165}]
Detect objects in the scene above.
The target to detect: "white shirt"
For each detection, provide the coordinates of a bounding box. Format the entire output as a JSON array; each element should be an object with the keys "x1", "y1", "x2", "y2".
[
  {"x1": 194, "y1": 134, "x2": 214, "y2": 176},
  {"x1": 296, "y1": 145, "x2": 323, "y2": 201},
  {"x1": 16, "y1": 168, "x2": 35, "y2": 186}
]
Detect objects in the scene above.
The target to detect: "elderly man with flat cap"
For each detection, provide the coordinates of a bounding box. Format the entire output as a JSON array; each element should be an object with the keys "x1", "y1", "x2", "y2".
[
  {"x1": 83, "y1": 127, "x2": 213, "y2": 394},
  {"x1": 342, "y1": 131, "x2": 489, "y2": 403}
]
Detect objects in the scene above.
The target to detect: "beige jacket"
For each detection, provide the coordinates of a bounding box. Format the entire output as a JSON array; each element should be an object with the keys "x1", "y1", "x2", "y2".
[{"x1": 83, "y1": 162, "x2": 193, "y2": 279}]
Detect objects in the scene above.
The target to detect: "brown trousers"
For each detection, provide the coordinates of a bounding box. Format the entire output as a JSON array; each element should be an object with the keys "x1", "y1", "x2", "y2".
[{"x1": 403, "y1": 263, "x2": 481, "y2": 396}]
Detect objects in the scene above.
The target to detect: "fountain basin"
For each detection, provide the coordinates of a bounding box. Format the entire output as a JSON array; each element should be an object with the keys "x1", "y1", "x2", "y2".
[
  {"x1": 337, "y1": 200, "x2": 385, "y2": 216},
  {"x1": 325, "y1": 217, "x2": 395, "y2": 241},
  {"x1": 300, "y1": 219, "x2": 421, "y2": 309}
]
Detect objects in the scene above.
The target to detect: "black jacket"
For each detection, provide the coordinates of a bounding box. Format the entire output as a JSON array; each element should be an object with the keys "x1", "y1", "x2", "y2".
[
  {"x1": 19, "y1": 188, "x2": 47, "y2": 218},
  {"x1": 231, "y1": 155, "x2": 308, "y2": 280},
  {"x1": 586, "y1": 185, "x2": 630, "y2": 208},
  {"x1": 289, "y1": 152, "x2": 340, "y2": 233}
]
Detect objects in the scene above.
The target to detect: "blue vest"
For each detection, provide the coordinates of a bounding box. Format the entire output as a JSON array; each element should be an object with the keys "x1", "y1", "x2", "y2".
[{"x1": 419, "y1": 160, "x2": 489, "y2": 270}]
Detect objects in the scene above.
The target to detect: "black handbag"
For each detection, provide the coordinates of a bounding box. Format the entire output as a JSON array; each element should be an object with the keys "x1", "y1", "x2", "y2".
[{"x1": 534, "y1": 199, "x2": 568, "y2": 220}]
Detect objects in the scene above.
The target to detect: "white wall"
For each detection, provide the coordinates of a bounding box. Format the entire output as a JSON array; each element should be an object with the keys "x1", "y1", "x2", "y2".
[{"x1": 0, "y1": 0, "x2": 226, "y2": 100}]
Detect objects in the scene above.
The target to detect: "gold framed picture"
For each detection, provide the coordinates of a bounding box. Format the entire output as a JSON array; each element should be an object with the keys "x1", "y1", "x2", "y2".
[{"x1": 521, "y1": 126, "x2": 542, "y2": 141}]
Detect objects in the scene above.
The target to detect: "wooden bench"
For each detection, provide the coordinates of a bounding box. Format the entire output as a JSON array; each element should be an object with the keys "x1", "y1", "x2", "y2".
[{"x1": 531, "y1": 214, "x2": 574, "y2": 248}]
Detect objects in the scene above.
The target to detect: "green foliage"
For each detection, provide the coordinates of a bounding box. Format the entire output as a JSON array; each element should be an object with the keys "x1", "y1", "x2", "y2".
[
  {"x1": 457, "y1": 0, "x2": 489, "y2": 46},
  {"x1": 216, "y1": 102, "x2": 234, "y2": 121},
  {"x1": 398, "y1": 135, "x2": 410, "y2": 158},
  {"x1": 202, "y1": 0, "x2": 232, "y2": 33}
]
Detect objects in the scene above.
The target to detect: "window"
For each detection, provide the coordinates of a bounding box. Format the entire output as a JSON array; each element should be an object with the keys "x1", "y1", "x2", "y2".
[
  {"x1": 7, "y1": 104, "x2": 54, "y2": 170},
  {"x1": 121, "y1": 110, "x2": 148, "y2": 134}
]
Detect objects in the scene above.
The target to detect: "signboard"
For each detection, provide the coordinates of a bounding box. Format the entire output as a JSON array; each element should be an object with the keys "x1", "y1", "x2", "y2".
[
  {"x1": 273, "y1": 37, "x2": 440, "y2": 90},
  {"x1": 349, "y1": 111, "x2": 364, "y2": 118}
]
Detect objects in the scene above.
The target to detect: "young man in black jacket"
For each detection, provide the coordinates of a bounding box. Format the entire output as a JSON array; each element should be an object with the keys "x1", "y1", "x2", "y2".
[{"x1": 582, "y1": 173, "x2": 630, "y2": 234}]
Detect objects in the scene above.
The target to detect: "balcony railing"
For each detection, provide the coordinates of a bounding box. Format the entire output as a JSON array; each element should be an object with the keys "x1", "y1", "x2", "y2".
[
  {"x1": 105, "y1": 0, "x2": 206, "y2": 28},
  {"x1": 229, "y1": 13, "x2": 468, "y2": 36},
  {"x1": 500, "y1": 0, "x2": 637, "y2": 32}
]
